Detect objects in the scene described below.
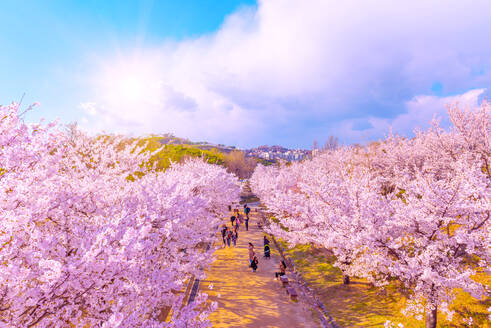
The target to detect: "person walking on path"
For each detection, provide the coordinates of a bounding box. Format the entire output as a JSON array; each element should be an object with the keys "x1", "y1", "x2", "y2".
[
  {"x1": 226, "y1": 227, "x2": 232, "y2": 247},
  {"x1": 221, "y1": 225, "x2": 227, "y2": 247},
  {"x1": 248, "y1": 242, "x2": 255, "y2": 266},
  {"x1": 251, "y1": 255, "x2": 259, "y2": 272},
  {"x1": 230, "y1": 214, "x2": 236, "y2": 227},
  {"x1": 235, "y1": 214, "x2": 241, "y2": 230},
  {"x1": 244, "y1": 204, "x2": 251, "y2": 219},
  {"x1": 232, "y1": 226, "x2": 238, "y2": 247},
  {"x1": 244, "y1": 209, "x2": 250, "y2": 231}
]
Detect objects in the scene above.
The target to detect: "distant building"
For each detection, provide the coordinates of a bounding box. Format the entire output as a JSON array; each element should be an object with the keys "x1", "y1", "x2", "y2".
[{"x1": 243, "y1": 145, "x2": 309, "y2": 162}]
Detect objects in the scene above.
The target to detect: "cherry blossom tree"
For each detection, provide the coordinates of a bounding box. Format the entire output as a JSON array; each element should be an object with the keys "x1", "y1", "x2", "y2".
[
  {"x1": 359, "y1": 103, "x2": 490, "y2": 327},
  {"x1": 251, "y1": 149, "x2": 381, "y2": 285},
  {"x1": 251, "y1": 102, "x2": 490, "y2": 327},
  {"x1": 0, "y1": 103, "x2": 240, "y2": 327}
]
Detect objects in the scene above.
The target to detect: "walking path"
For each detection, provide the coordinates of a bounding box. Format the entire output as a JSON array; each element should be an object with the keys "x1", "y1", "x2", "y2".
[{"x1": 198, "y1": 207, "x2": 320, "y2": 328}]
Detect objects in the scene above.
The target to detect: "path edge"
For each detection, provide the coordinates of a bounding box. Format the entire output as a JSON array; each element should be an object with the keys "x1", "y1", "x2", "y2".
[{"x1": 258, "y1": 209, "x2": 339, "y2": 328}]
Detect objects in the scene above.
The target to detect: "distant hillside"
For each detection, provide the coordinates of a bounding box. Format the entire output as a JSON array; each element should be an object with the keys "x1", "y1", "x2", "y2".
[
  {"x1": 136, "y1": 135, "x2": 255, "y2": 178},
  {"x1": 134, "y1": 134, "x2": 310, "y2": 175},
  {"x1": 137, "y1": 136, "x2": 224, "y2": 171},
  {"x1": 150, "y1": 134, "x2": 238, "y2": 154}
]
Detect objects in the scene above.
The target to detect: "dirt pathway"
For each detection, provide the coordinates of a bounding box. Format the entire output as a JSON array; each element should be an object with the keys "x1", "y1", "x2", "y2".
[{"x1": 199, "y1": 208, "x2": 320, "y2": 328}]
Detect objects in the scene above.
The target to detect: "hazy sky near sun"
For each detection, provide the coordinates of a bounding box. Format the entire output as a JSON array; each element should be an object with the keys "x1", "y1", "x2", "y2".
[{"x1": 1, "y1": 0, "x2": 491, "y2": 148}]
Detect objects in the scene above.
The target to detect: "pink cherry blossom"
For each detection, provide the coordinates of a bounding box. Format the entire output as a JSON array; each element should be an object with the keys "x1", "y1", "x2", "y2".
[
  {"x1": 0, "y1": 103, "x2": 240, "y2": 327},
  {"x1": 252, "y1": 102, "x2": 490, "y2": 328}
]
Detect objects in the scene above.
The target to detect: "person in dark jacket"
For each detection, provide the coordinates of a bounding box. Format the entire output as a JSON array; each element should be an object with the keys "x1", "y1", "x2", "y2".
[
  {"x1": 221, "y1": 225, "x2": 227, "y2": 247},
  {"x1": 226, "y1": 228, "x2": 232, "y2": 247},
  {"x1": 264, "y1": 244, "x2": 271, "y2": 259},
  {"x1": 244, "y1": 205, "x2": 251, "y2": 219},
  {"x1": 232, "y1": 226, "x2": 238, "y2": 247},
  {"x1": 251, "y1": 255, "x2": 259, "y2": 272}
]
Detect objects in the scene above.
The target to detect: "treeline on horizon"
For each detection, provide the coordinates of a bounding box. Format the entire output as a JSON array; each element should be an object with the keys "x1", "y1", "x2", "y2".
[{"x1": 107, "y1": 131, "x2": 439, "y2": 181}]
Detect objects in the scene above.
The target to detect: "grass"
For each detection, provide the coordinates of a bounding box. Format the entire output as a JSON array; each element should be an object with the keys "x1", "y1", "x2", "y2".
[{"x1": 278, "y1": 241, "x2": 490, "y2": 327}]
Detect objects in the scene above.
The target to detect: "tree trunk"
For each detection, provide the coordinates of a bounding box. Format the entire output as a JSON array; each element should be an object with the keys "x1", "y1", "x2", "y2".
[
  {"x1": 425, "y1": 305, "x2": 437, "y2": 328},
  {"x1": 343, "y1": 275, "x2": 350, "y2": 285}
]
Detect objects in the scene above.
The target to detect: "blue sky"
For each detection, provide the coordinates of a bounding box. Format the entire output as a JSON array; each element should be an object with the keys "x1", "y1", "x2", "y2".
[
  {"x1": 0, "y1": 0, "x2": 255, "y2": 123},
  {"x1": 1, "y1": 0, "x2": 490, "y2": 148}
]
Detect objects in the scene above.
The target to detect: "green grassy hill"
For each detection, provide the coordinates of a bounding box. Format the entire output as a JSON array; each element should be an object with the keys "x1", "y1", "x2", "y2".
[{"x1": 137, "y1": 136, "x2": 224, "y2": 171}]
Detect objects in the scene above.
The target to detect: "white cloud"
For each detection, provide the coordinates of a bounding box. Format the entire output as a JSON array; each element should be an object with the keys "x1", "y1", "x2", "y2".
[
  {"x1": 332, "y1": 88, "x2": 486, "y2": 142},
  {"x1": 79, "y1": 102, "x2": 97, "y2": 116},
  {"x1": 391, "y1": 88, "x2": 485, "y2": 134},
  {"x1": 80, "y1": 0, "x2": 491, "y2": 147}
]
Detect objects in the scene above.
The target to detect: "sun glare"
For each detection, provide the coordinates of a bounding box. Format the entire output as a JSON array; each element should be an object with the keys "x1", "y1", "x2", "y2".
[
  {"x1": 97, "y1": 57, "x2": 162, "y2": 107},
  {"x1": 118, "y1": 75, "x2": 146, "y2": 103}
]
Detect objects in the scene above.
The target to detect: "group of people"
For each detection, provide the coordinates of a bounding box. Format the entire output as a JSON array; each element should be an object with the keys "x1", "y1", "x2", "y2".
[
  {"x1": 222, "y1": 204, "x2": 288, "y2": 279},
  {"x1": 221, "y1": 224, "x2": 239, "y2": 247},
  {"x1": 230, "y1": 204, "x2": 251, "y2": 231},
  {"x1": 221, "y1": 204, "x2": 251, "y2": 248},
  {"x1": 222, "y1": 204, "x2": 260, "y2": 271}
]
